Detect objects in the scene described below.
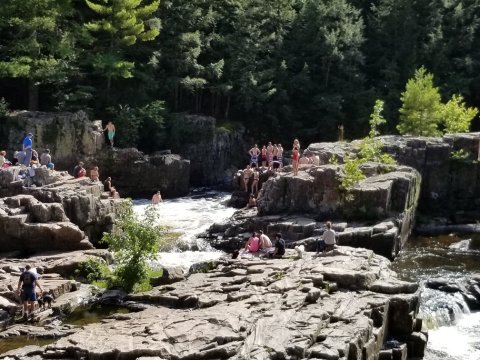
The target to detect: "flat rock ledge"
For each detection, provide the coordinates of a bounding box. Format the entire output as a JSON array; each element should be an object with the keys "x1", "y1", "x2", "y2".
[{"x1": 2, "y1": 247, "x2": 426, "y2": 360}]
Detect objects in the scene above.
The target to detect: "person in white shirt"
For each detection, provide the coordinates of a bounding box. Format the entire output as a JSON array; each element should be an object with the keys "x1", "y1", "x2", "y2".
[{"x1": 317, "y1": 221, "x2": 336, "y2": 253}]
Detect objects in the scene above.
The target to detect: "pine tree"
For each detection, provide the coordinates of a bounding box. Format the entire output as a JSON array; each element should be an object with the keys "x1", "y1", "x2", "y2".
[
  {"x1": 397, "y1": 67, "x2": 443, "y2": 136},
  {"x1": 0, "y1": 0, "x2": 76, "y2": 110},
  {"x1": 84, "y1": 0, "x2": 161, "y2": 97}
]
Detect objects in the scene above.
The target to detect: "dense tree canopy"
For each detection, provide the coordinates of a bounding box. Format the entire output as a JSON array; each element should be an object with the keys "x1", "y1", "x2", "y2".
[{"x1": 0, "y1": 0, "x2": 479, "y2": 148}]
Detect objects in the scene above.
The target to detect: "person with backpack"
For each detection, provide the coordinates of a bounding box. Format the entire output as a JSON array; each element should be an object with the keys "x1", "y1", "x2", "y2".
[{"x1": 16, "y1": 264, "x2": 43, "y2": 321}]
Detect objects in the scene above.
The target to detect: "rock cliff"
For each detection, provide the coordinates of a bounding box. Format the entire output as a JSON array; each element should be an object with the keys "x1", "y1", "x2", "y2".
[
  {"x1": 307, "y1": 133, "x2": 480, "y2": 223},
  {"x1": 169, "y1": 114, "x2": 247, "y2": 187},
  {"x1": 2, "y1": 111, "x2": 103, "y2": 170},
  {"x1": 1, "y1": 248, "x2": 426, "y2": 360},
  {"x1": 96, "y1": 148, "x2": 191, "y2": 198},
  {"x1": 0, "y1": 167, "x2": 119, "y2": 250}
]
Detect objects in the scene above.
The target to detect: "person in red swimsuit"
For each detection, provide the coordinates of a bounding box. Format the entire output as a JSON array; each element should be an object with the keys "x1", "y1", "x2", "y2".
[{"x1": 292, "y1": 146, "x2": 300, "y2": 176}]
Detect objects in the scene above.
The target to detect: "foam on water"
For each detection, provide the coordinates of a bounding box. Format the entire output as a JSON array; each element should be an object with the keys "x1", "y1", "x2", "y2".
[
  {"x1": 132, "y1": 190, "x2": 236, "y2": 268},
  {"x1": 424, "y1": 311, "x2": 480, "y2": 360}
]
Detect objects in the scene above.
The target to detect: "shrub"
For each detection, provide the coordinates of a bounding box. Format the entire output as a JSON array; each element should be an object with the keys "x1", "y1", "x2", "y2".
[
  {"x1": 74, "y1": 257, "x2": 110, "y2": 283},
  {"x1": 102, "y1": 200, "x2": 169, "y2": 293},
  {"x1": 442, "y1": 94, "x2": 478, "y2": 133}
]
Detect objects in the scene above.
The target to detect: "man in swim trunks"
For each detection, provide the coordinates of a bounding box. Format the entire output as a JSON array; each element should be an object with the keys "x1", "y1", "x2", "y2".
[
  {"x1": 249, "y1": 144, "x2": 260, "y2": 168},
  {"x1": 261, "y1": 145, "x2": 267, "y2": 167},
  {"x1": 152, "y1": 190, "x2": 162, "y2": 204},
  {"x1": 103, "y1": 121, "x2": 116, "y2": 147},
  {"x1": 267, "y1": 142, "x2": 274, "y2": 169},
  {"x1": 277, "y1": 144, "x2": 284, "y2": 168}
]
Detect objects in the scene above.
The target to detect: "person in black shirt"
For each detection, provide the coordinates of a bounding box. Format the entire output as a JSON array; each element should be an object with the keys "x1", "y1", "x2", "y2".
[{"x1": 272, "y1": 233, "x2": 285, "y2": 258}]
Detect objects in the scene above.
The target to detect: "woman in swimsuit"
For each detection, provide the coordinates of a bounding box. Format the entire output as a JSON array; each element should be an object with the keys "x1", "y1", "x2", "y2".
[
  {"x1": 252, "y1": 168, "x2": 259, "y2": 195},
  {"x1": 292, "y1": 147, "x2": 300, "y2": 176},
  {"x1": 293, "y1": 138, "x2": 301, "y2": 151}
]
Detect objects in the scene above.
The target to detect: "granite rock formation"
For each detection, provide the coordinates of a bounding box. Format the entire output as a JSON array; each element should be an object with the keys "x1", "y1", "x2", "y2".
[
  {"x1": 1, "y1": 248, "x2": 426, "y2": 360},
  {"x1": 3, "y1": 111, "x2": 103, "y2": 170},
  {"x1": 95, "y1": 148, "x2": 190, "y2": 198},
  {"x1": 170, "y1": 114, "x2": 247, "y2": 187},
  {"x1": 307, "y1": 133, "x2": 480, "y2": 224},
  {"x1": 0, "y1": 167, "x2": 119, "y2": 247}
]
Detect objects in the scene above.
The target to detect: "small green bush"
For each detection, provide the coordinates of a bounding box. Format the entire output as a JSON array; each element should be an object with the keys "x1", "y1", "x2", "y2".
[{"x1": 74, "y1": 257, "x2": 111, "y2": 284}]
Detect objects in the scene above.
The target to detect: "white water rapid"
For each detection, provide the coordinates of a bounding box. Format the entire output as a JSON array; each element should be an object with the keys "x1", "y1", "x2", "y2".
[{"x1": 132, "y1": 189, "x2": 236, "y2": 269}]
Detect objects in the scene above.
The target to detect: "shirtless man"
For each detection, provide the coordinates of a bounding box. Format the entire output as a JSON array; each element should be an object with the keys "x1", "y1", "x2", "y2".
[
  {"x1": 266, "y1": 142, "x2": 274, "y2": 169},
  {"x1": 277, "y1": 144, "x2": 284, "y2": 168},
  {"x1": 243, "y1": 165, "x2": 253, "y2": 192},
  {"x1": 103, "y1": 121, "x2": 116, "y2": 147},
  {"x1": 249, "y1": 144, "x2": 260, "y2": 168},
  {"x1": 251, "y1": 168, "x2": 260, "y2": 195},
  {"x1": 261, "y1": 145, "x2": 267, "y2": 167},
  {"x1": 152, "y1": 191, "x2": 162, "y2": 204},
  {"x1": 90, "y1": 166, "x2": 100, "y2": 182}
]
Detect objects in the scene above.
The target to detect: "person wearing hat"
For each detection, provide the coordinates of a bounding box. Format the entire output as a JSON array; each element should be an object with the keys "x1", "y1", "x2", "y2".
[
  {"x1": 16, "y1": 264, "x2": 43, "y2": 321},
  {"x1": 22, "y1": 132, "x2": 33, "y2": 166}
]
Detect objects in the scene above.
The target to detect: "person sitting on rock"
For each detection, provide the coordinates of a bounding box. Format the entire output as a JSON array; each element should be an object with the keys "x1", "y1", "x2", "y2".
[
  {"x1": 90, "y1": 166, "x2": 100, "y2": 182},
  {"x1": 104, "y1": 177, "x2": 117, "y2": 198},
  {"x1": 16, "y1": 264, "x2": 43, "y2": 321},
  {"x1": 73, "y1": 161, "x2": 86, "y2": 178},
  {"x1": 271, "y1": 233, "x2": 285, "y2": 258},
  {"x1": 40, "y1": 149, "x2": 54, "y2": 170},
  {"x1": 317, "y1": 221, "x2": 336, "y2": 253},
  {"x1": 247, "y1": 194, "x2": 257, "y2": 208},
  {"x1": 244, "y1": 232, "x2": 260, "y2": 253}
]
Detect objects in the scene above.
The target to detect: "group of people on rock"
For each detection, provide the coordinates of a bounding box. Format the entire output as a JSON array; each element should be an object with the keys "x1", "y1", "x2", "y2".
[
  {"x1": 0, "y1": 133, "x2": 56, "y2": 170},
  {"x1": 242, "y1": 231, "x2": 285, "y2": 258},
  {"x1": 240, "y1": 221, "x2": 336, "y2": 259},
  {"x1": 72, "y1": 161, "x2": 119, "y2": 198},
  {"x1": 248, "y1": 142, "x2": 285, "y2": 171}
]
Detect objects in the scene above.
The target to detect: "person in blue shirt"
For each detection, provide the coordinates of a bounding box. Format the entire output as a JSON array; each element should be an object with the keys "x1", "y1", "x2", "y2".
[
  {"x1": 22, "y1": 132, "x2": 33, "y2": 166},
  {"x1": 16, "y1": 264, "x2": 43, "y2": 321}
]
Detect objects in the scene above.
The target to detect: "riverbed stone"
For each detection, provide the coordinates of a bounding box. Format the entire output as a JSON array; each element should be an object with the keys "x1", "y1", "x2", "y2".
[{"x1": 0, "y1": 247, "x2": 424, "y2": 360}]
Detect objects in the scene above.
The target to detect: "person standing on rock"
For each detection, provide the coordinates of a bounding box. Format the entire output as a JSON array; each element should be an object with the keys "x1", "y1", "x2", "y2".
[
  {"x1": 152, "y1": 190, "x2": 163, "y2": 204},
  {"x1": 243, "y1": 164, "x2": 253, "y2": 192},
  {"x1": 251, "y1": 168, "x2": 259, "y2": 195},
  {"x1": 261, "y1": 145, "x2": 267, "y2": 168},
  {"x1": 292, "y1": 146, "x2": 300, "y2": 176},
  {"x1": 103, "y1": 121, "x2": 116, "y2": 147},
  {"x1": 277, "y1": 144, "x2": 284, "y2": 168},
  {"x1": 317, "y1": 221, "x2": 336, "y2": 253},
  {"x1": 22, "y1": 132, "x2": 33, "y2": 166},
  {"x1": 16, "y1": 264, "x2": 43, "y2": 321},
  {"x1": 249, "y1": 144, "x2": 260, "y2": 168},
  {"x1": 267, "y1": 142, "x2": 274, "y2": 169}
]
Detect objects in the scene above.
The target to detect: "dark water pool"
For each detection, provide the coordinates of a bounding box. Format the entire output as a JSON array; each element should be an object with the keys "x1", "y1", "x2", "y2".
[{"x1": 63, "y1": 304, "x2": 131, "y2": 326}]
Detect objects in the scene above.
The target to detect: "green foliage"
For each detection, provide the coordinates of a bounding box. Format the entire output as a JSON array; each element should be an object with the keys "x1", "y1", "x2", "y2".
[
  {"x1": 74, "y1": 257, "x2": 111, "y2": 283},
  {"x1": 397, "y1": 67, "x2": 443, "y2": 136},
  {"x1": 450, "y1": 149, "x2": 469, "y2": 161},
  {"x1": 107, "y1": 100, "x2": 166, "y2": 151},
  {"x1": 442, "y1": 95, "x2": 478, "y2": 134},
  {"x1": 102, "y1": 200, "x2": 168, "y2": 293},
  {"x1": 340, "y1": 99, "x2": 396, "y2": 192}
]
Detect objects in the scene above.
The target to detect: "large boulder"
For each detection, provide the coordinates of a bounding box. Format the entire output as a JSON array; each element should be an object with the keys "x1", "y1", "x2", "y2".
[
  {"x1": 96, "y1": 148, "x2": 190, "y2": 198},
  {"x1": 3, "y1": 111, "x2": 103, "y2": 170},
  {"x1": 307, "y1": 133, "x2": 480, "y2": 222},
  {"x1": 0, "y1": 195, "x2": 93, "y2": 253}
]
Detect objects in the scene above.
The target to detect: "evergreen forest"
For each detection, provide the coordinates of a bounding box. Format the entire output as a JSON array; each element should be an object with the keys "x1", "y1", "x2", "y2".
[{"x1": 1, "y1": 0, "x2": 480, "y2": 150}]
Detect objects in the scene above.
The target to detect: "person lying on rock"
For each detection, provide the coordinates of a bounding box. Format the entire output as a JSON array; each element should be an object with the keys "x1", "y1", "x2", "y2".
[
  {"x1": 16, "y1": 264, "x2": 43, "y2": 321},
  {"x1": 244, "y1": 232, "x2": 260, "y2": 253}
]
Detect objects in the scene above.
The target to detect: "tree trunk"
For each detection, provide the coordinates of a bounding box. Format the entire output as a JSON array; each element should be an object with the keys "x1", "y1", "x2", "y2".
[{"x1": 28, "y1": 80, "x2": 39, "y2": 111}]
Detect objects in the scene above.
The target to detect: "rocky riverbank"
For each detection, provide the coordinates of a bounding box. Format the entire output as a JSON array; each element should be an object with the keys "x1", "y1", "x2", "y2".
[{"x1": 1, "y1": 247, "x2": 426, "y2": 360}]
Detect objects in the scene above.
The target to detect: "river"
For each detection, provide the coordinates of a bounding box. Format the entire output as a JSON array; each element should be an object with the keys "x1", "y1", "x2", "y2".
[
  {"x1": 133, "y1": 189, "x2": 236, "y2": 269},
  {"x1": 133, "y1": 191, "x2": 480, "y2": 359},
  {"x1": 392, "y1": 234, "x2": 480, "y2": 360}
]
